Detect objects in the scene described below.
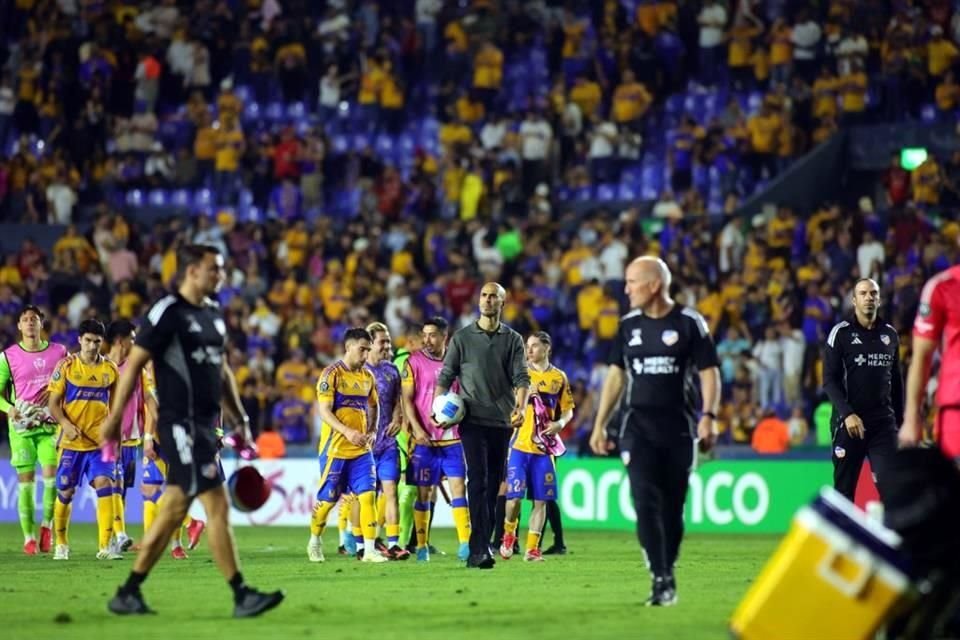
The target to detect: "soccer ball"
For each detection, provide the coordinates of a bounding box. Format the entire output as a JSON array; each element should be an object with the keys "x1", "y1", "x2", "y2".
[
  {"x1": 227, "y1": 466, "x2": 272, "y2": 513},
  {"x1": 431, "y1": 391, "x2": 466, "y2": 427},
  {"x1": 11, "y1": 399, "x2": 45, "y2": 434}
]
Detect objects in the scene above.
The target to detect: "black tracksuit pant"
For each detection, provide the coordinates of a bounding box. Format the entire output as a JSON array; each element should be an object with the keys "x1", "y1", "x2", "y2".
[
  {"x1": 459, "y1": 421, "x2": 512, "y2": 557},
  {"x1": 832, "y1": 418, "x2": 898, "y2": 502}
]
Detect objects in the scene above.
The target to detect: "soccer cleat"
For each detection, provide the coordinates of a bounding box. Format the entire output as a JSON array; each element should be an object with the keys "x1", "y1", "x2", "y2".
[
  {"x1": 337, "y1": 545, "x2": 348, "y2": 555},
  {"x1": 53, "y1": 544, "x2": 70, "y2": 560},
  {"x1": 416, "y1": 547, "x2": 430, "y2": 563},
  {"x1": 388, "y1": 546, "x2": 411, "y2": 561},
  {"x1": 344, "y1": 532, "x2": 357, "y2": 556},
  {"x1": 523, "y1": 548, "x2": 544, "y2": 562},
  {"x1": 97, "y1": 548, "x2": 124, "y2": 560},
  {"x1": 115, "y1": 532, "x2": 134, "y2": 552},
  {"x1": 543, "y1": 544, "x2": 567, "y2": 556},
  {"x1": 499, "y1": 534, "x2": 516, "y2": 560},
  {"x1": 374, "y1": 537, "x2": 389, "y2": 554},
  {"x1": 186, "y1": 519, "x2": 206, "y2": 550},
  {"x1": 171, "y1": 546, "x2": 188, "y2": 560},
  {"x1": 23, "y1": 539, "x2": 38, "y2": 556},
  {"x1": 234, "y1": 588, "x2": 285, "y2": 619},
  {"x1": 307, "y1": 539, "x2": 325, "y2": 563},
  {"x1": 428, "y1": 544, "x2": 445, "y2": 556},
  {"x1": 645, "y1": 577, "x2": 678, "y2": 607},
  {"x1": 108, "y1": 589, "x2": 156, "y2": 616},
  {"x1": 39, "y1": 526, "x2": 52, "y2": 553},
  {"x1": 457, "y1": 542, "x2": 470, "y2": 561},
  {"x1": 361, "y1": 549, "x2": 389, "y2": 564}
]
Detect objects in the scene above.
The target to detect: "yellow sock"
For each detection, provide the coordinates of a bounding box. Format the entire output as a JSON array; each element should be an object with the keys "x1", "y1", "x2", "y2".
[
  {"x1": 310, "y1": 501, "x2": 336, "y2": 537},
  {"x1": 338, "y1": 499, "x2": 350, "y2": 535},
  {"x1": 143, "y1": 496, "x2": 158, "y2": 533},
  {"x1": 385, "y1": 523, "x2": 400, "y2": 546},
  {"x1": 376, "y1": 493, "x2": 387, "y2": 530},
  {"x1": 182, "y1": 514, "x2": 192, "y2": 527},
  {"x1": 358, "y1": 491, "x2": 378, "y2": 542},
  {"x1": 112, "y1": 490, "x2": 126, "y2": 535},
  {"x1": 504, "y1": 519, "x2": 519, "y2": 537},
  {"x1": 54, "y1": 496, "x2": 71, "y2": 545},
  {"x1": 414, "y1": 500, "x2": 430, "y2": 548},
  {"x1": 95, "y1": 488, "x2": 114, "y2": 549},
  {"x1": 452, "y1": 498, "x2": 471, "y2": 544},
  {"x1": 526, "y1": 531, "x2": 541, "y2": 552}
]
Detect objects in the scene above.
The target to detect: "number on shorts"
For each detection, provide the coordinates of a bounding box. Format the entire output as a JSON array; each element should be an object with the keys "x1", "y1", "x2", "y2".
[{"x1": 172, "y1": 424, "x2": 193, "y2": 464}]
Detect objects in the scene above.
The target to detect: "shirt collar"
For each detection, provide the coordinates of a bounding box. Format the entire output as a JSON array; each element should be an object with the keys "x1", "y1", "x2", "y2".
[{"x1": 471, "y1": 321, "x2": 508, "y2": 334}]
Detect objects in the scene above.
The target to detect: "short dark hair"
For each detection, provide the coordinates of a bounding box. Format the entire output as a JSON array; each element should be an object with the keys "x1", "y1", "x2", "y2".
[
  {"x1": 78, "y1": 319, "x2": 106, "y2": 337},
  {"x1": 422, "y1": 317, "x2": 448, "y2": 334},
  {"x1": 17, "y1": 305, "x2": 44, "y2": 322},
  {"x1": 531, "y1": 331, "x2": 552, "y2": 347},
  {"x1": 344, "y1": 328, "x2": 372, "y2": 345},
  {"x1": 177, "y1": 244, "x2": 220, "y2": 276},
  {"x1": 106, "y1": 319, "x2": 136, "y2": 344}
]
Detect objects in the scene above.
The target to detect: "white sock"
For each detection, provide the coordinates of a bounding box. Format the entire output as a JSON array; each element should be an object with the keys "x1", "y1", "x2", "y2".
[
  {"x1": 172, "y1": 538, "x2": 182, "y2": 550},
  {"x1": 364, "y1": 538, "x2": 377, "y2": 553},
  {"x1": 356, "y1": 541, "x2": 365, "y2": 552},
  {"x1": 310, "y1": 534, "x2": 321, "y2": 545}
]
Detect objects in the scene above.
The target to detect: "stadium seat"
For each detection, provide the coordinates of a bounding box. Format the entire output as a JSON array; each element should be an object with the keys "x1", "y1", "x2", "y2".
[
  {"x1": 265, "y1": 102, "x2": 284, "y2": 121},
  {"x1": 286, "y1": 102, "x2": 306, "y2": 120},
  {"x1": 617, "y1": 183, "x2": 638, "y2": 201},
  {"x1": 243, "y1": 101, "x2": 261, "y2": 122},
  {"x1": 125, "y1": 189, "x2": 144, "y2": 208},
  {"x1": 172, "y1": 189, "x2": 191, "y2": 208},
  {"x1": 239, "y1": 189, "x2": 254, "y2": 207},
  {"x1": 375, "y1": 134, "x2": 395, "y2": 157},
  {"x1": 194, "y1": 188, "x2": 213, "y2": 209},
  {"x1": 148, "y1": 189, "x2": 169, "y2": 207},
  {"x1": 596, "y1": 183, "x2": 617, "y2": 201},
  {"x1": 331, "y1": 134, "x2": 349, "y2": 154},
  {"x1": 353, "y1": 133, "x2": 371, "y2": 151},
  {"x1": 921, "y1": 104, "x2": 937, "y2": 123},
  {"x1": 747, "y1": 92, "x2": 763, "y2": 113},
  {"x1": 234, "y1": 85, "x2": 252, "y2": 104}
]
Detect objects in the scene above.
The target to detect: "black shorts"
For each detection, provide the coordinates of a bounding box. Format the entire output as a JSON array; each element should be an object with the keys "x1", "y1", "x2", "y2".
[{"x1": 156, "y1": 418, "x2": 223, "y2": 497}]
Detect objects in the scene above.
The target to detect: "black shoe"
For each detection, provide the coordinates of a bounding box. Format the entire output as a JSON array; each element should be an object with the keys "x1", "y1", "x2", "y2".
[
  {"x1": 108, "y1": 588, "x2": 156, "y2": 615},
  {"x1": 234, "y1": 588, "x2": 285, "y2": 618},
  {"x1": 645, "y1": 577, "x2": 677, "y2": 607},
  {"x1": 356, "y1": 548, "x2": 364, "y2": 560},
  {"x1": 543, "y1": 544, "x2": 567, "y2": 556},
  {"x1": 374, "y1": 537, "x2": 389, "y2": 554},
  {"x1": 466, "y1": 553, "x2": 496, "y2": 569},
  {"x1": 428, "y1": 544, "x2": 445, "y2": 556}
]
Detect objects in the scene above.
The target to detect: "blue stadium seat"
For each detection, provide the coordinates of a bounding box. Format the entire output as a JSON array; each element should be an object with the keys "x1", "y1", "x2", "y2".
[
  {"x1": 353, "y1": 133, "x2": 371, "y2": 151},
  {"x1": 171, "y1": 189, "x2": 191, "y2": 208},
  {"x1": 596, "y1": 183, "x2": 617, "y2": 201},
  {"x1": 234, "y1": 85, "x2": 252, "y2": 104},
  {"x1": 239, "y1": 189, "x2": 254, "y2": 207},
  {"x1": 574, "y1": 186, "x2": 594, "y2": 201},
  {"x1": 399, "y1": 133, "x2": 416, "y2": 155},
  {"x1": 748, "y1": 92, "x2": 763, "y2": 113},
  {"x1": 194, "y1": 188, "x2": 213, "y2": 209},
  {"x1": 286, "y1": 102, "x2": 306, "y2": 120},
  {"x1": 148, "y1": 189, "x2": 169, "y2": 207},
  {"x1": 693, "y1": 166, "x2": 709, "y2": 191},
  {"x1": 331, "y1": 134, "x2": 349, "y2": 154},
  {"x1": 921, "y1": 104, "x2": 937, "y2": 123},
  {"x1": 375, "y1": 134, "x2": 395, "y2": 157},
  {"x1": 243, "y1": 101, "x2": 261, "y2": 122},
  {"x1": 265, "y1": 102, "x2": 284, "y2": 121},
  {"x1": 555, "y1": 186, "x2": 572, "y2": 201},
  {"x1": 125, "y1": 190, "x2": 144, "y2": 208},
  {"x1": 666, "y1": 93, "x2": 685, "y2": 114},
  {"x1": 617, "y1": 183, "x2": 638, "y2": 201}
]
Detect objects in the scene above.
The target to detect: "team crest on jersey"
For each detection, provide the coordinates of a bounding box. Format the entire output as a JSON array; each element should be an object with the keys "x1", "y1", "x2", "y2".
[
  {"x1": 919, "y1": 303, "x2": 931, "y2": 318},
  {"x1": 628, "y1": 329, "x2": 643, "y2": 346},
  {"x1": 319, "y1": 381, "x2": 329, "y2": 392},
  {"x1": 551, "y1": 381, "x2": 560, "y2": 392},
  {"x1": 661, "y1": 330, "x2": 679, "y2": 346},
  {"x1": 880, "y1": 334, "x2": 891, "y2": 346},
  {"x1": 201, "y1": 463, "x2": 219, "y2": 479},
  {"x1": 834, "y1": 446, "x2": 846, "y2": 459},
  {"x1": 52, "y1": 369, "x2": 61, "y2": 381},
  {"x1": 621, "y1": 450, "x2": 631, "y2": 466},
  {"x1": 33, "y1": 358, "x2": 45, "y2": 372}
]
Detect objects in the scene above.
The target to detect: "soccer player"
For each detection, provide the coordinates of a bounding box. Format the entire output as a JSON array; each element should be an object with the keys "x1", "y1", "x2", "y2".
[
  {"x1": 900, "y1": 260, "x2": 960, "y2": 459},
  {"x1": 47, "y1": 319, "x2": 121, "y2": 560},
  {"x1": 365, "y1": 322, "x2": 410, "y2": 559},
  {"x1": 307, "y1": 328, "x2": 388, "y2": 564},
  {"x1": 105, "y1": 320, "x2": 157, "y2": 552},
  {"x1": 590, "y1": 257, "x2": 720, "y2": 606},
  {"x1": 402, "y1": 317, "x2": 472, "y2": 562},
  {"x1": 500, "y1": 331, "x2": 574, "y2": 562},
  {"x1": 0, "y1": 305, "x2": 67, "y2": 555},
  {"x1": 823, "y1": 279, "x2": 903, "y2": 501},
  {"x1": 104, "y1": 244, "x2": 283, "y2": 618}
]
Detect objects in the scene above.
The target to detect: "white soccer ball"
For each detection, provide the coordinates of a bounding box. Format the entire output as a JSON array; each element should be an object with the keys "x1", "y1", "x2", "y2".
[
  {"x1": 431, "y1": 392, "x2": 466, "y2": 427},
  {"x1": 12, "y1": 399, "x2": 45, "y2": 433}
]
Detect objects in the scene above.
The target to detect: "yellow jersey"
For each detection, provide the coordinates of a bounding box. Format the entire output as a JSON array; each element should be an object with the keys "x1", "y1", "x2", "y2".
[
  {"x1": 316, "y1": 361, "x2": 378, "y2": 459},
  {"x1": 513, "y1": 365, "x2": 575, "y2": 455},
  {"x1": 48, "y1": 355, "x2": 119, "y2": 452}
]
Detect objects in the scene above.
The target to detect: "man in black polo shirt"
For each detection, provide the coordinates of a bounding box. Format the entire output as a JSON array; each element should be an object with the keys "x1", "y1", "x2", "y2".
[
  {"x1": 823, "y1": 278, "x2": 903, "y2": 502},
  {"x1": 436, "y1": 282, "x2": 530, "y2": 569},
  {"x1": 590, "y1": 257, "x2": 721, "y2": 606}
]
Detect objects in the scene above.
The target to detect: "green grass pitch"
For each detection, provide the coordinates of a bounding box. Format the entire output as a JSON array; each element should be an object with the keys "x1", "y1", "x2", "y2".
[{"x1": 1, "y1": 524, "x2": 779, "y2": 640}]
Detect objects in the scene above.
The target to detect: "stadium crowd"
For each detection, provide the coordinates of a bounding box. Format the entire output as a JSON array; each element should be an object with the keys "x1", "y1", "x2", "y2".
[{"x1": 1, "y1": 0, "x2": 959, "y2": 455}]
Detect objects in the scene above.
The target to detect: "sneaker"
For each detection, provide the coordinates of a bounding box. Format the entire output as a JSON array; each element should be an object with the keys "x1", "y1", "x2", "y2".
[
  {"x1": 39, "y1": 526, "x2": 52, "y2": 553},
  {"x1": 523, "y1": 548, "x2": 544, "y2": 562},
  {"x1": 360, "y1": 549, "x2": 389, "y2": 564},
  {"x1": 645, "y1": 577, "x2": 678, "y2": 607},
  {"x1": 186, "y1": 519, "x2": 206, "y2": 550},
  {"x1": 337, "y1": 545, "x2": 348, "y2": 555},
  {"x1": 466, "y1": 553, "x2": 496, "y2": 569},
  {"x1": 416, "y1": 547, "x2": 430, "y2": 563},
  {"x1": 53, "y1": 544, "x2": 70, "y2": 560},
  {"x1": 355, "y1": 548, "x2": 364, "y2": 560},
  {"x1": 344, "y1": 533, "x2": 357, "y2": 556},
  {"x1": 108, "y1": 589, "x2": 156, "y2": 616},
  {"x1": 388, "y1": 546, "x2": 411, "y2": 561},
  {"x1": 233, "y1": 588, "x2": 285, "y2": 619},
  {"x1": 499, "y1": 534, "x2": 516, "y2": 560},
  {"x1": 307, "y1": 539, "x2": 325, "y2": 563},
  {"x1": 97, "y1": 548, "x2": 124, "y2": 560},
  {"x1": 428, "y1": 544, "x2": 445, "y2": 556},
  {"x1": 171, "y1": 546, "x2": 188, "y2": 560},
  {"x1": 457, "y1": 542, "x2": 470, "y2": 561},
  {"x1": 543, "y1": 544, "x2": 567, "y2": 556},
  {"x1": 374, "y1": 537, "x2": 389, "y2": 554},
  {"x1": 23, "y1": 539, "x2": 38, "y2": 556},
  {"x1": 115, "y1": 532, "x2": 134, "y2": 552}
]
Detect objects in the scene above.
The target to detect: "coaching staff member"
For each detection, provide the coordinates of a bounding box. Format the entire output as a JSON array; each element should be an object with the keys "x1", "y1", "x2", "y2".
[
  {"x1": 436, "y1": 282, "x2": 530, "y2": 569},
  {"x1": 101, "y1": 244, "x2": 284, "y2": 617},
  {"x1": 823, "y1": 278, "x2": 903, "y2": 502},
  {"x1": 590, "y1": 257, "x2": 720, "y2": 606}
]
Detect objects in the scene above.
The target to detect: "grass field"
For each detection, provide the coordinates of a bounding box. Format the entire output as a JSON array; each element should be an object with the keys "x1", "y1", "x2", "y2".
[{"x1": 1, "y1": 524, "x2": 780, "y2": 640}]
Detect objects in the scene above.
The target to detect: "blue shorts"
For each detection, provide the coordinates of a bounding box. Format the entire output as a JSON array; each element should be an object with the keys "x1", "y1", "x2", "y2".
[
  {"x1": 317, "y1": 451, "x2": 376, "y2": 502},
  {"x1": 120, "y1": 444, "x2": 139, "y2": 489},
  {"x1": 505, "y1": 449, "x2": 557, "y2": 501},
  {"x1": 408, "y1": 442, "x2": 466, "y2": 487},
  {"x1": 375, "y1": 447, "x2": 400, "y2": 484},
  {"x1": 56, "y1": 449, "x2": 117, "y2": 491}
]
